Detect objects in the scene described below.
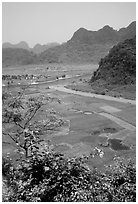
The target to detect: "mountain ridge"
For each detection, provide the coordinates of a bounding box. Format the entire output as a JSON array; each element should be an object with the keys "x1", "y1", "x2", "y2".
[
  {"x1": 2, "y1": 21, "x2": 136, "y2": 66},
  {"x1": 39, "y1": 21, "x2": 136, "y2": 64}
]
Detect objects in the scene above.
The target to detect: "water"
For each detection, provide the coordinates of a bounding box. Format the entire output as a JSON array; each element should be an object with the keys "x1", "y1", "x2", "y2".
[{"x1": 108, "y1": 139, "x2": 130, "y2": 150}]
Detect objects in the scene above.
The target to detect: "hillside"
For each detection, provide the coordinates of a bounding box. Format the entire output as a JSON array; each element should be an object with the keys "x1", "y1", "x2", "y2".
[
  {"x1": 90, "y1": 36, "x2": 136, "y2": 85},
  {"x1": 39, "y1": 42, "x2": 114, "y2": 64},
  {"x1": 2, "y1": 48, "x2": 38, "y2": 67}
]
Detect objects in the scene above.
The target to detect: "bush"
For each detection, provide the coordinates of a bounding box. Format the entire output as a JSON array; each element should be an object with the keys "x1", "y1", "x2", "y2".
[{"x1": 2, "y1": 149, "x2": 136, "y2": 202}]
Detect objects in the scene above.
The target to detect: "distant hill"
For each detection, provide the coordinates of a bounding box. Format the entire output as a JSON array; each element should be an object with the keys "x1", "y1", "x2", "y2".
[
  {"x1": 90, "y1": 36, "x2": 136, "y2": 85},
  {"x1": 39, "y1": 21, "x2": 136, "y2": 64},
  {"x1": 2, "y1": 41, "x2": 60, "y2": 54},
  {"x1": 2, "y1": 42, "x2": 59, "y2": 67},
  {"x1": 32, "y1": 42, "x2": 60, "y2": 54},
  {"x1": 2, "y1": 48, "x2": 38, "y2": 67},
  {"x1": 2, "y1": 41, "x2": 30, "y2": 50}
]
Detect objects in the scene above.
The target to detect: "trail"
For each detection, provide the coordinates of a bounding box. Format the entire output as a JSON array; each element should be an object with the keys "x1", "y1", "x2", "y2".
[
  {"x1": 99, "y1": 112, "x2": 136, "y2": 131},
  {"x1": 50, "y1": 85, "x2": 136, "y2": 105}
]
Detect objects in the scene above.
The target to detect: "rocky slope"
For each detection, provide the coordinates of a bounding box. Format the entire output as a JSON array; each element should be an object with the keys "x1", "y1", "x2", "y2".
[{"x1": 90, "y1": 36, "x2": 136, "y2": 85}]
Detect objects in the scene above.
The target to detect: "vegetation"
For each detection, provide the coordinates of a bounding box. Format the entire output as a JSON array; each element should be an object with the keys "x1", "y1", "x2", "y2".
[
  {"x1": 2, "y1": 88, "x2": 136, "y2": 202},
  {"x1": 91, "y1": 37, "x2": 136, "y2": 85},
  {"x1": 2, "y1": 147, "x2": 136, "y2": 202},
  {"x1": 2, "y1": 88, "x2": 62, "y2": 159}
]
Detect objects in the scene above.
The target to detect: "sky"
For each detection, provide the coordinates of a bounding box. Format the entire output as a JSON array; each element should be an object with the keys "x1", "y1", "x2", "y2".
[{"x1": 2, "y1": 2, "x2": 136, "y2": 48}]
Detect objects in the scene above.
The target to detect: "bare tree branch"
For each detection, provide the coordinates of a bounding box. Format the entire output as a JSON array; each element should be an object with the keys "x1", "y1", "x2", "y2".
[
  {"x1": 24, "y1": 104, "x2": 42, "y2": 128},
  {"x1": 3, "y1": 132, "x2": 24, "y2": 149},
  {"x1": 14, "y1": 121, "x2": 24, "y2": 129}
]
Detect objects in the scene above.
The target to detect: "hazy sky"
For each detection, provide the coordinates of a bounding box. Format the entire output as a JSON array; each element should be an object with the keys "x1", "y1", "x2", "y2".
[{"x1": 2, "y1": 2, "x2": 136, "y2": 48}]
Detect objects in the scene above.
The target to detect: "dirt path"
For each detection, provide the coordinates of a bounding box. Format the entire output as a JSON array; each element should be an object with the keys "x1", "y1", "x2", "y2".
[
  {"x1": 50, "y1": 85, "x2": 136, "y2": 105},
  {"x1": 99, "y1": 112, "x2": 136, "y2": 131}
]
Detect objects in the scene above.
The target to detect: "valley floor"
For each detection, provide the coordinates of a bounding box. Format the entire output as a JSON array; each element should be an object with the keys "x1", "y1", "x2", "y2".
[{"x1": 2, "y1": 64, "x2": 136, "y2": 170}]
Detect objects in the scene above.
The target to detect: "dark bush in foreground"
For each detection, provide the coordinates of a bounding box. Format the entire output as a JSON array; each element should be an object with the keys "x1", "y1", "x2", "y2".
[{"x1": 3, "y1": 149, "x2": 136, "y2": 202}]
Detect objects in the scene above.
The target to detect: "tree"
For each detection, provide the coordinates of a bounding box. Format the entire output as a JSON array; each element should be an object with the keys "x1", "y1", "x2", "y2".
[{"x1": 2, "y1": 87, "x2": 62, "y2": 158}]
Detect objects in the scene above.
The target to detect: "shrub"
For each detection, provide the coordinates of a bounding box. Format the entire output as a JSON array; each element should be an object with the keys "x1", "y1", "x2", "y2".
[{"x1": 2, "y1": 149, "x2": 136, "y2": 202}]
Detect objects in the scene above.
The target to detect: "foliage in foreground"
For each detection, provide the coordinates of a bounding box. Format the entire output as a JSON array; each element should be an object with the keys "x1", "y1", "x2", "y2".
[{"x1": 3, "y1": 148, "x2": 136, "y2": 202}]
